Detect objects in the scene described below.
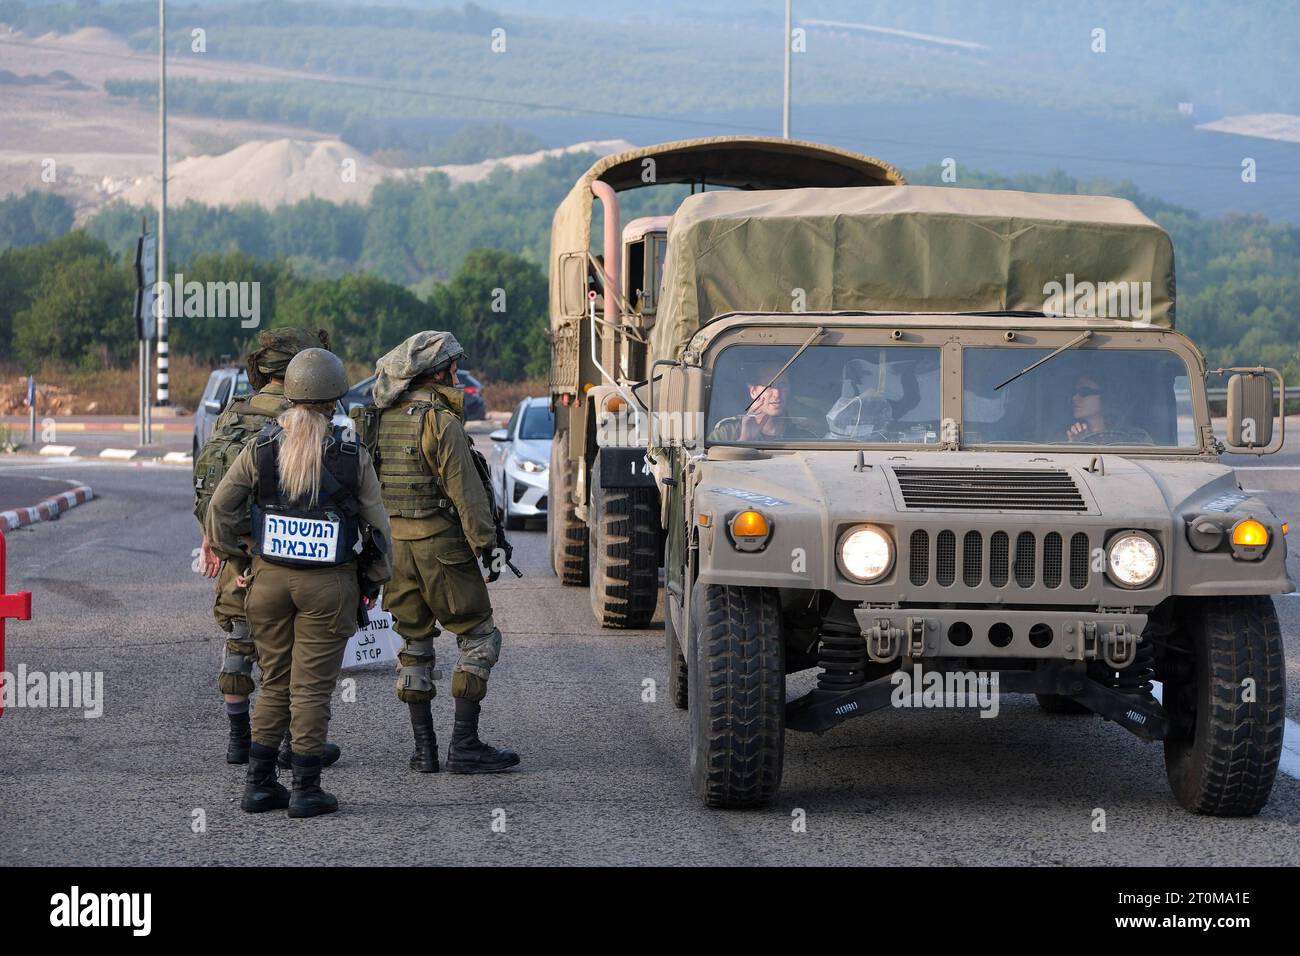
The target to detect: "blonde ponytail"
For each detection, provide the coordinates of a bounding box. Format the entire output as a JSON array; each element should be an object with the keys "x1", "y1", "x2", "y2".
[{"x1": 276, "y1": 403, "x2": 331, "y2": 507}]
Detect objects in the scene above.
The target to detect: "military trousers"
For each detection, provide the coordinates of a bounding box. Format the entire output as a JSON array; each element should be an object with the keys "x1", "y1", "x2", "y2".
[
  {"x1": 383, "y1": 532, "x2": 499, "y2": 702},
  {"x1": 244, "y1": 556, "x2": 359, "y2": 757},
  {"x1": 213, "y1": 557, "x2": 257, "y2": 696}
]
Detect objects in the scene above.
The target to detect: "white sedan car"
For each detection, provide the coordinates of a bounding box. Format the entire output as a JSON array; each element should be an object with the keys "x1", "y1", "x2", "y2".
[{"x1": 488, "y1": 396, "x2": 555, "y2": 529}]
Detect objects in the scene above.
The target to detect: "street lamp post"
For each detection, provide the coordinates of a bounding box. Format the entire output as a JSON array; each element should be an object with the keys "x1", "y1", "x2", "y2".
[
  {"x1": 156, "y1": 0, "x2": 169, "y2": 410},
  {"x1": 783, "y1": 0, "x2": 792, "y2": 139}
]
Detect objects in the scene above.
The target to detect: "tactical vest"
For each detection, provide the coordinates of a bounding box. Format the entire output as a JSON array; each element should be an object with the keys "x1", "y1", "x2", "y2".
[
  {"x1": 251, "y1": 424, "x2": 362, "y2": 568},
  {"x1": 193, "y1": 391, "x2": 289, "y2": 519},
  {"x1": 372, "y1": 398, "x2": 452, "y2": 518}
]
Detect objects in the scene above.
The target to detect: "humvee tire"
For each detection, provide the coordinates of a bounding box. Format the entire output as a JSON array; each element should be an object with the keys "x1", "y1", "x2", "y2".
[
  {"x1": 665, "y1": 600, "x2": 688, "y2": 710},
  {"x1": 587, "y1": 451, "x2": 658, "y2": 628},
  {"x1": 1163, "y1": 596, "x2": 1285, "y2": 817},
  {"x1": 1035, "y1": 694, "x2": 1092, "y2": 715},
  {"x1": 548, "y1": 430, "x2": 588, "y2": 586},
  {"x1": 688, "y1": 583, "x2": 785, "y2": 808}
]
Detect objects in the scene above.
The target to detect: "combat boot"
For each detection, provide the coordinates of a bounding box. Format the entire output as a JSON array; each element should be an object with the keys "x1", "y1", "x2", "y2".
[
  {"x1": 446, "y1": 699, "x2": 520, "y2": 774},
  {"x1": 408, "y1": 701, "x2": 440, "y2": 772},
  {"x1": 226, "y1": 709, "x2": 251, "y2": 764},
  {"x1": 240, "y1": 742, "x2": 290, "y2": 813},
  {"x1": 288, "y1": 753, "x2": 338, "y2": 818},
  {"x1": 276, "y1": 732, "x2": 341, "y2": 770}
]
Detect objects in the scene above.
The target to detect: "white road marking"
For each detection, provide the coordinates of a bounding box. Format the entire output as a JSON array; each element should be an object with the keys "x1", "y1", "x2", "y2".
[
  {"x1": 1152, "y1": 681, "x2": 1300, "y2": 781},
  {"x1": 1232, "y1": 466, "x2": 1300, "y2": 471},
  {"x1": 38, "y1": 445, "x2": 76, "y2": 456},
  {"x1": 99, "y1": 448, "x2": 138, "y2": 460}
]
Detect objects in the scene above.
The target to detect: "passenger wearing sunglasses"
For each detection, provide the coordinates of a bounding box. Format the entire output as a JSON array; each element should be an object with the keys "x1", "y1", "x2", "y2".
[{"x1": 1065, "y1": 374, "x2": 1152, "y2": 445}]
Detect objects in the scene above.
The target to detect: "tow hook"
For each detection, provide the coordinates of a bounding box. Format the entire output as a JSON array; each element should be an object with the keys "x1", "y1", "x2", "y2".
[
  {"x1": 866, "y1": 618, "x2": 904, "y2": 663},
  {"x1": 865, "y1": 617, "x2": 928, "y2": 662},
  {"x1": 1083, "y1": 620, "x2": 1138, "y2": 669}
]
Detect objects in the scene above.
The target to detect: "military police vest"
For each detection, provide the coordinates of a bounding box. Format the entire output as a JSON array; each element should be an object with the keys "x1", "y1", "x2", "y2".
[
  {"x1": 373, "y1": 398, "x2": 452, "y2": 518},
  {"x1": 251, "y1": 425, "x2": 363, "y2": 568}
]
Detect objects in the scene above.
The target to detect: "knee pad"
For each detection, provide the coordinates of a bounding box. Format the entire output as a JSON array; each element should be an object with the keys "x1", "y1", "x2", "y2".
[
  {"x1": 395, "y1": 637, "x2": 442, "y2": 702},
  {"x1": 453, "y1": 626, "x2": 501, "y2": 682},
  {"x1": 451, "y1": 670, "x2": 487, "y2": 702},
  {"x1": 219, "y1": 649, "x2": 256, "y2": 697}
]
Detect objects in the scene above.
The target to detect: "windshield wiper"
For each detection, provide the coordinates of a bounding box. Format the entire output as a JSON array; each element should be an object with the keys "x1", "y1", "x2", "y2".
[
  {"x1": 994, "y1": 330, "x2": 1092, "y2": 391},
  {"x1": 742, "y1": 326, "x2": 826, "y2": 415}
]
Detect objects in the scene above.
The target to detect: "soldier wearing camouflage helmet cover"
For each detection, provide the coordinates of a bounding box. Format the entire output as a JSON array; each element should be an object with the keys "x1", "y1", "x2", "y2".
[
  {"x1": 364, "y1": 331, "x2": 519, "y2": 774},
  {"x1": 193, "y1": 327, "x2": 345, "y2": 768}
]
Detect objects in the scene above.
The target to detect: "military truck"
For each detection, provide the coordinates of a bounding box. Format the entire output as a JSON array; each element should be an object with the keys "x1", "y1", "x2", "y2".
[
  {"x1": 546, "y1": 138, "x2": 905, "y2": 627},
  {"x1": 645, "y1": 184, "x2": 1290, "y2": 814}
]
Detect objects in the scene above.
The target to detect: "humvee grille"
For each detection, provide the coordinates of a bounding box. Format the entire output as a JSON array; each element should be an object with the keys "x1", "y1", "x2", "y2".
[
  {"x1": 936, "y1": 531, "x2": 956, "y2": 586},
  {"x1": 1014, "y1": 532, "x2": 1036, "y2": 587},
  {"x1": 902, "y1": 528, "x2": 1090, "y2": 592},
  {"x1": 990, "y1": 531, "x2": 1009, "y2": 586},
  {"x1": 909, "y1": 530, "x2": 929, "y2": 586},
  {"x1": 963, "y1": 531, "x2": 983, "y2": 586},
  {"x1": 1044, "y1": 532, "x2": 1063, "y2": 588},
  {"x1": 892, "y1": 468, "x2": 1087, "y2": 511},
  {"x1": 1070, "y1": 533, "x2": 1090, "y2": 589}
]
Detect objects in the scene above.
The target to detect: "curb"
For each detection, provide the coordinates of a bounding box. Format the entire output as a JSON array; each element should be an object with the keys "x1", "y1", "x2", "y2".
[
  {"x1": 0, "y1": 482, "x2": 94, "y2": 532},
  {"x1": 29, "y1": 446, "x2": 192, "y2": 465}
]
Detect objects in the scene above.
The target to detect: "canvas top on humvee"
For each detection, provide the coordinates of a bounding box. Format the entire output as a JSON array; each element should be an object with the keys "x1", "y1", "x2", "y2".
[{"x1": 646, "y1": 185, "x2": 1290, "y2": 816}]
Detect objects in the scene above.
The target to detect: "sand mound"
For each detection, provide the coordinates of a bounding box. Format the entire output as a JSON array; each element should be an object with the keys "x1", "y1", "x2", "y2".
[
  {"x1": 1197, "y1": 113, "x2": 1300, "y2": 144},
  {"x1": 120, "y1": 137, "x2": 636, "y2": 210},
  {"x1": 429, "y1": 139, "x2": 636, "y2": 186},
  {"x1": 122, "y1": 138, "x2": 388, "y2": 208}
]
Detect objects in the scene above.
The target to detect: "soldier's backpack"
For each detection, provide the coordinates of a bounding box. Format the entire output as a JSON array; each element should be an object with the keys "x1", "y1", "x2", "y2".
[{"x1": 193, "y1": 397, "x2": 282, "y2": 521}]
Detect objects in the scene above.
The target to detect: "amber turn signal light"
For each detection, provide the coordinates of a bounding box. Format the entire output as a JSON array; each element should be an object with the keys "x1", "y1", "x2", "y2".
[
  {"x1": 1231, "y1": 519, "x2": 1269, "y2": 547},
  {"x1": 731, "y1": 510, "x2": 769, "y2": 538}
]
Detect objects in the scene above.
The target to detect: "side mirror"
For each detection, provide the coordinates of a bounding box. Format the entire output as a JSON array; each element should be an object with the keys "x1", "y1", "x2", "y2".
[
  {"x1": 649, "y1": 359, "x2": 701, "y2": 448},
  {"x1": 203, "y1": 400, "x2": 222, "y2": 415},
  {"x1": 489, "y1": 429, "x2": 509, "y2": 442},
  {"x1": 1222, "y1": 367, "x2": 1284, "y2": 454}
]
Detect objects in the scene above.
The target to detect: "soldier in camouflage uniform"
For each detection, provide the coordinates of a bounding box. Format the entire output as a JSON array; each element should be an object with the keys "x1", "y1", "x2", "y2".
[
  {"x1": 363, "y1": 331, "x2": 519, "y2": 774},
  {"x1": 193, "y1": 327, "x2": 343, "y2": 767}
]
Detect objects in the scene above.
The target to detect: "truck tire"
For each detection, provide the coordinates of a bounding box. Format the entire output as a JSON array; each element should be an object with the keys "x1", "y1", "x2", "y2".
[
  {"x1": 1162, "y1": 596, "x2": 1285, "y2": 817},
  {"x1": 1035, "y1": 693, "x2": 1092, "y2": 715},
  {"x1": 548, "y1": 429, "x2": 588, "y2": 586},
  {"x1": 587, "y1": 451, "x2": 658, "y2": 628},
  {"x1": 688, "y1": 583, "x2": 785, "y2": 808},
  {"x1": 665, "y1": 599, "x2": 688, "y2": 710}
]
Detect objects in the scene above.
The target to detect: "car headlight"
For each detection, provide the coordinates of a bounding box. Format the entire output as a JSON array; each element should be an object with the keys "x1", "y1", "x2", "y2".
[
  {"x1": 510, "y1": 455, "x2": 546, "y2": 474},
  {"x1": 1106, "y1": 531, "x2": 1161, "y2": 588},
  {"x1": 838, "y1": 524, "x2": 894, "y2": 583}
]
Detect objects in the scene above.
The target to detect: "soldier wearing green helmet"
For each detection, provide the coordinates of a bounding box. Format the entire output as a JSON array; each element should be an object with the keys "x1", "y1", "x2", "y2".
[
  {"x1": 355, "y1": 330, "x2": 519, "y2": 774},
  {"x1": 193, "y1": 327, "x2": 346, "y2": 768},
  {"x1": 206, "y1": 347, "x2": 392, "y2": 817}
]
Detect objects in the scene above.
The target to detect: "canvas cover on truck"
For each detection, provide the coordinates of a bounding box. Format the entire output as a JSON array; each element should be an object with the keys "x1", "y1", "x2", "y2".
[{"x1": 649, "y1": 185, "x2": 1176, "y2": 364}]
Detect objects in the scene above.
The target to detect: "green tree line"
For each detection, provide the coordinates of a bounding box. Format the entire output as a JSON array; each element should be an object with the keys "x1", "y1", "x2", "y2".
[
  {"x1": 3, "y1": 158, "x2": 1297, "y2": 377},
  {"x1": 0, "y1": 233, "x2": 549, "y2": 381}
]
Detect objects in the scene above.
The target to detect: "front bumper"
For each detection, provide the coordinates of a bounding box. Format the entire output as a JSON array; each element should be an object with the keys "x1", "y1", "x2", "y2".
[
  {"x1": 853, "y1": 606, "x2": 1148, "y2": 665},
  {"x1": 506, "y1": 465, "x2": 548, "y2": 517}
]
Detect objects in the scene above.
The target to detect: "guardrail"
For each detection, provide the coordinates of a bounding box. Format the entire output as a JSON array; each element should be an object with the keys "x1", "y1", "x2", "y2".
[{"x1": 1205, "y1": 386, "x2": 1300, "y2": 400}]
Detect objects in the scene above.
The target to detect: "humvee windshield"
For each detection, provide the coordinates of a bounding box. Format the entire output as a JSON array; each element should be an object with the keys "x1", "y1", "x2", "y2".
[
  {"x1": 963, "y1": 347, "x2": 1198, "y2": 448},
  {"x1": 707, "y1": 344, "x2": 943, "y2": 445}
]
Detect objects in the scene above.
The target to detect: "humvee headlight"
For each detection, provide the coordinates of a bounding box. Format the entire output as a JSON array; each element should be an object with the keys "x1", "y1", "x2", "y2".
[
  {"x1": 1106, "y1": 531, "x2": 1161, "y2": 588},
  {"x1": 838, "y1": 525, "x2": 894, "y2": 584},
  {"x1": 1230, "y1": 518, "x2": 1269, "y2": 560},
  {"x1": 728, "y1": 510, "x2": 772, "y2": 552}
]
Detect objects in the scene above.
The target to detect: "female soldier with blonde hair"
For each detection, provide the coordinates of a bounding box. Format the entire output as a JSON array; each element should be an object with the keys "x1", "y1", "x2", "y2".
[{"x1": 207, "y1": 348, "x2": 391, "y2": 818}]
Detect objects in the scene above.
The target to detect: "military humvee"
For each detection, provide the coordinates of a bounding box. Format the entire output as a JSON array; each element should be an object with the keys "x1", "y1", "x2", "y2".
[{"x1": 645, "y1": 185, "x2": 1291, "y2": 814}]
